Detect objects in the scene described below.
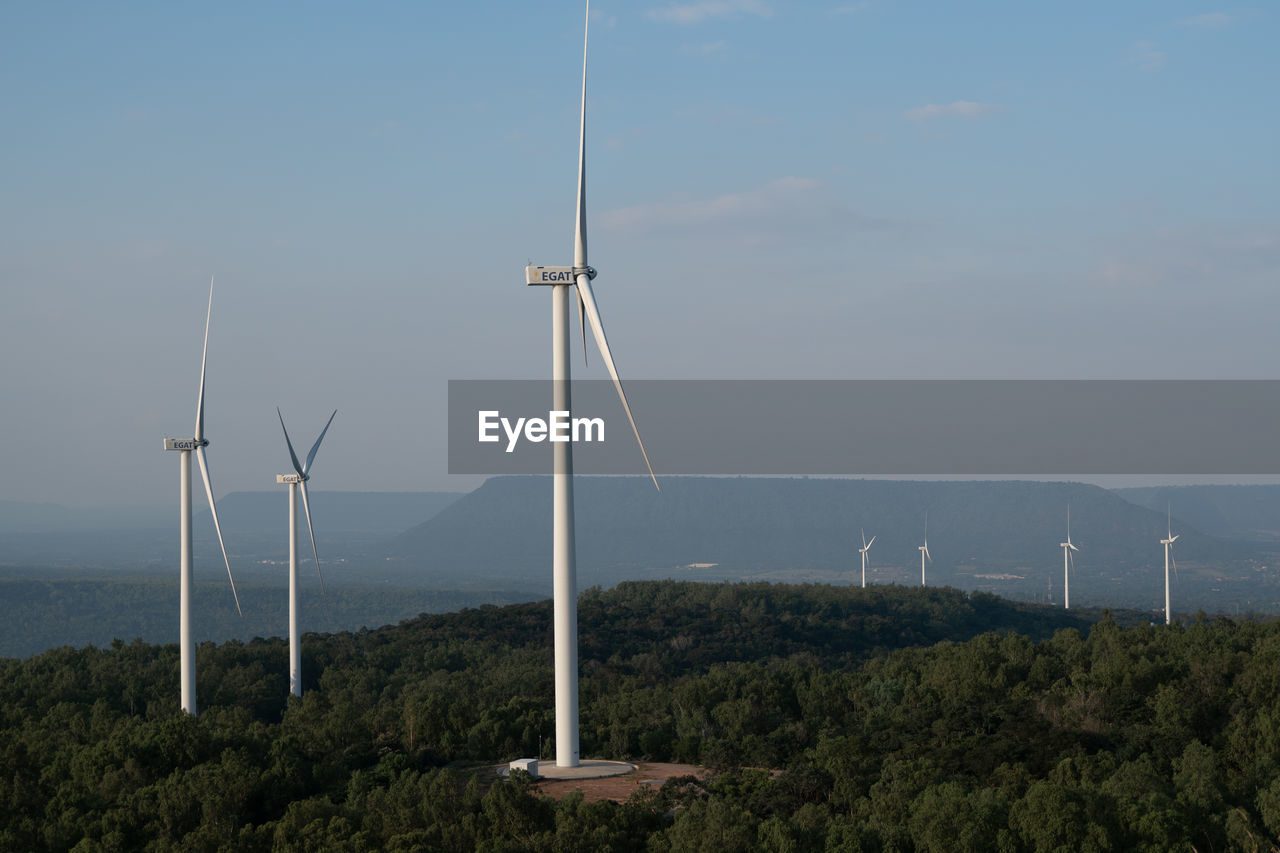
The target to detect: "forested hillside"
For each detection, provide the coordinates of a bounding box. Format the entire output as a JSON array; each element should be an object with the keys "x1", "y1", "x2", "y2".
[{"x1": 3, "y1": 582, "x2": 1279, "y2": 850}]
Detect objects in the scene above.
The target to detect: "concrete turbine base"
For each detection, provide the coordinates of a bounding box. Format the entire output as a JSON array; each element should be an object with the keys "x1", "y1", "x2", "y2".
[{"x1": 496, "y1": 759, "x2": 636, "y2": 781}]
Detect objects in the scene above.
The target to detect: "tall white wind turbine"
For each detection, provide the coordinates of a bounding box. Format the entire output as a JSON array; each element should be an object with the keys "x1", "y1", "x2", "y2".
[
  {"x1": 1161, "y1": 505, "x2": 1179, "y2": 624},
  {"x1": 524, "y1": 0, "x2": 658, "y2": 768},
  {"x1": 858, "y1": 529, "x2": 875, "y2": 589},
  {"x1": 162, "y1": 276, "x2": 242, "y2": 716},
  {"x1": 918, "y1": 513, "x2": 931, "y2": 588},
  {"x1": 1060, "y1": 505, "x2": 1080, "y2": 609},
  {"x1": 277, "y1": 408, "x2": 337, "y2": 697}
]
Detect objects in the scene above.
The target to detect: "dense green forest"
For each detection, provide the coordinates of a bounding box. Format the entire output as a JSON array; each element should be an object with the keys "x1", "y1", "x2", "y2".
[{"x1": 3, "y1": 581, "x2": 1280, "y2": 851}]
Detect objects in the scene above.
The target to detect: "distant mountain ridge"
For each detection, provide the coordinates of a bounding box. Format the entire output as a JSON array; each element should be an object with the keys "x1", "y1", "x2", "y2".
[
  {"x1": 0, "y1": 491, "x2": 463, "y2": 569},
  {"x1": 195, "y1": 490, "x2": 462, "y2": 538},
  {"x1": 0, "y1": 500, "x2": 169, "y2": 534},
  {"x1": 388, "y1": 477, "x2": 1266, "y2": 612},
  {"x1": 1116, "y1": 485, "x2": 1280, "y2": 543}
]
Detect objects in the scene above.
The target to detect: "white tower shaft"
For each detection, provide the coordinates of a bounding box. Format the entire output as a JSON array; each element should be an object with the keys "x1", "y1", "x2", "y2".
[
  {"x1": 552, "y1": 283, "x2": 579, "y2": 768},
  {"x1": 921, "y1": 549, "x2": 926, "y2": 587},
  {"x1": 1063, "y1": 545, "x2": 1070, "y2": 610},
  {"x1": 861, "y1": 551, "x2": 866, "y2": 588},
  {"x1": 289, "y1": 481, "x2": 301, "y2": 697},
  {"x1": 1164, "y1": 542, "x2": 1171, "y2": 625},
  {"x1": 179, "y1": 449, "x2": 195, "y2": 715}
]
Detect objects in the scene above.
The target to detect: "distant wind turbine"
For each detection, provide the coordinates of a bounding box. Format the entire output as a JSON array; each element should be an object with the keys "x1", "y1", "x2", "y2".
[
  {"x1": 918, "y1": 513, "x2": 931, "y2": 587},
  {"x1": 1060, "y1": 505, "x2": 1080, "y2": 609},
  {"x1": 277, "y1": 408, "x2": 337, "y2": 698},
  {"x1": 858, "y1": 529, "x2": 875, "y2": 589},
  {"x1": 1161, "y1": 505, "x2": 1179, "y2": 624},
  {"x1": 523, "y1": 0, "x2": 658, "y2": 769},
  {"x1": 162, "y1": 276, "x2": 241, "y2": 716}
]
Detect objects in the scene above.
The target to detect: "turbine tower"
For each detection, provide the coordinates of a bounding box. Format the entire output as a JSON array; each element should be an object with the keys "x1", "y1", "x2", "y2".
[
  {"x1": 162, "y1": 276, "x2": 241, "y2": 716},
  {"x1": 918, "y1": 513, "x2": 931, "y2": 587},
  {"x1": 1161, "y1": 505, "x2": 1179, "y2": 624},
  {"x1": 858, "y1": 529, "x2": 875, "y2": 589},
  {"x1": 277, "y1": 408, "x2": 337, "y2": 697},
  {"x1": 524, "y1": 1, "x2": 657, "y2": 769},
  {"x1": 1060, "y1": 505, "x2": 1079, "y2": 609}
]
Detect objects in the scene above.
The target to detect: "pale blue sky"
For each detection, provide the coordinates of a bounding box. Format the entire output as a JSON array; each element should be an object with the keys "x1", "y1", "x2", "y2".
[{"x1": 1, "y1": 2, "x2": 1277, "y2": 505}]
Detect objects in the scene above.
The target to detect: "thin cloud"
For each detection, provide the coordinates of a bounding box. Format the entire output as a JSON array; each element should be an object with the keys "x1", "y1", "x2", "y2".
[
  {"x1": 1176, "y1": 12, "x2": 1233, "y2": 28},
  {"x1": 1096, "y1": 226, "x2": 1280, "y2": 290},
  {"x1": 904, "y1": 101, "x2": 1002, "y2": 121},
  {"x1": 600, "y1": 177, "x2": 893, "y2": 244},
  {"x1": 648, "y1": 0, "x2": 772, "y2": 24},
  {"x1": 682, "y1": 40, "x2": 728, "y2": 55},
  {"x1": 1132, "y1": 41, "x2": 1165, "y2": 71}
]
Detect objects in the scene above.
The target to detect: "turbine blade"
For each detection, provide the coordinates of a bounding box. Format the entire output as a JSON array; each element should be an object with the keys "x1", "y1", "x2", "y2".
[
  {"x1": 1169, "y1": 534, "x2": 1179, "y2": 544},
  {"x1": 867, "y1": 535, "x2": 876, "y2": 549},
  {"x1": 196, "y1": 445, "x2": 242, "y2": 616},
  {"x1": 577, "y1": 288, "x2": 589, "y2": 367},
  {"x1": 278, "y1": 408, "x2": 305, "y2": 477},
  {"x1": 303, "y1": 410, "x2": 338, "y2": 476},
  {"x1": 924, "y1": 543, "x2": 931, "y2": 562},
  {"x1": 860, "y1": 528, "x2": 867, "y2": 550},
  {"x1": 299, "y1": 479, "x2": 326, "y2": 595},
  {"x1": 195, "y1": 276, "x2": 214, "y2": 441},
  {"x1": 576, "y1": 272, "x2": 658, "y2": 489},
  {"x1": 574, "y1": 1, "x2": 590, "y2": 269}
]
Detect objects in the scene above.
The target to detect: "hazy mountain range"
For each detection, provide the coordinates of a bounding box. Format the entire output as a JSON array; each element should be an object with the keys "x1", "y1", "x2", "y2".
[
  {"x1": 4, "y1": 479, "x2": 1280, "y2": 616},
  {"x1": 386, "y1": 477, "x2": 1273, "y2": 611},
  {"x1": 1116, "y1": 485, "x2": 1280, "y2": 543}
]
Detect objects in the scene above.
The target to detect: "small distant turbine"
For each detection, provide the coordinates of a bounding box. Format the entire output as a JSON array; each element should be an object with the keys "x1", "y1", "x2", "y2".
[
  {"x1": 162, "y1": 276, "x2": 241, "y2": 716},
  {"x1": 918, "y1": 513, "x2": 931, "y2": 588},
  {"x1": 1161, "y1": 505, "x2": 1179, "y2": 625},
  {"x1": 277, "y1": 408, "x2": 337, "y2": 698},
  {"x1": 858, "y1": 529, "x2": 876, "y2": 589},
  {"x1": 1060, "y1": 505, "x2": 1080, "y2": 609}
]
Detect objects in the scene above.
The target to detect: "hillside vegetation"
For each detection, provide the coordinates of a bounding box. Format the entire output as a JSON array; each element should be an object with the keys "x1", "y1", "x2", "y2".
[{"x1": 2, "y1": 581, "x2": 1279, "y2": 851}]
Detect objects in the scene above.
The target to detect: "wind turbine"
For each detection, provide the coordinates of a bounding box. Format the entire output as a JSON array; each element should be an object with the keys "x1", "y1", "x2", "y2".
[
  {"x1": 277, "y1": 408, "x2": 337, "y2": 698},
  {"x1": 1060, "y1": 505, "x2": 1080, "y2": 609},
  {"x1": 162, "y1": 276, "x2": 241, "y2": 716},
  {"x1": 858, "y1": 529, "x2": 875, "y2": 589},
  {"x1": 1161, "y1": 504, "x2": 1179, "y2": 624},
  {"x1": 918, "y1": 513, "x2": 931, "y2": 587},
  {"x1": 524, "y1": 1, "x2": 658, "y2": 769}
]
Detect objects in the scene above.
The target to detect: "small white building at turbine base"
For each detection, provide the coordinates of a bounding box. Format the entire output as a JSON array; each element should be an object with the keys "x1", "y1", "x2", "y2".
[{"x1": 508, "y1": 758, "x2": 540, "y2": 779}]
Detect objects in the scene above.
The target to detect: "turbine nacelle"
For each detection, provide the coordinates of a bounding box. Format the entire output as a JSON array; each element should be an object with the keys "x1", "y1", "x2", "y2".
[
  {"x1": 527, "y1": 264, "x2": 597, "y2": 285},
  {"x1": 276, "y1": 473, "x2": 305, "y2": 484},
  {"x1": 164, "y1": 438, "x2": 210, "y2": 451}
]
